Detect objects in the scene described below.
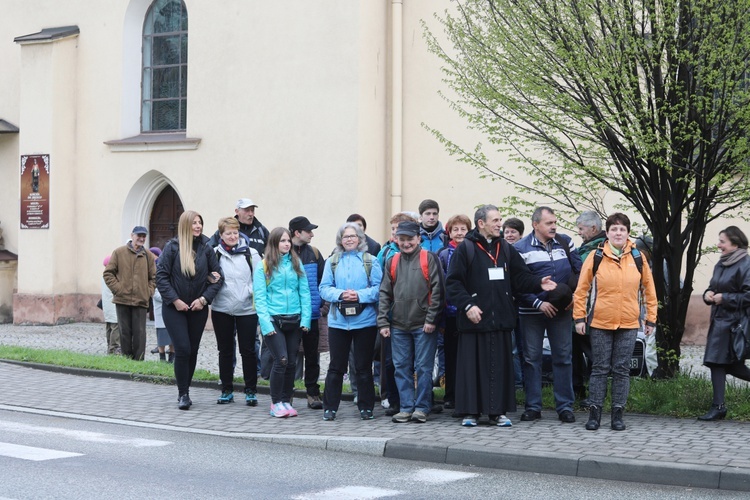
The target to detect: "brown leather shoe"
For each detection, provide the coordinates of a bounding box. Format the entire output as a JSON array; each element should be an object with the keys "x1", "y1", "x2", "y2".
[{"x1": 307, "y1": 395, "x2": 323, "y2": 410}]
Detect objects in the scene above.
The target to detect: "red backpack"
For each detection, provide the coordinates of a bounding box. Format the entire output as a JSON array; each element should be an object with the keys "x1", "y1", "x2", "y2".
[{"x1": 389, "y1": 249, "x2": 432, "y2": 305}]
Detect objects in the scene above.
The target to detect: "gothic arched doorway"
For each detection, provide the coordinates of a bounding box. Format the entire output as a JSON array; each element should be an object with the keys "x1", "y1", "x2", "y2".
[{"x1": 149, "y1": 185, "x2": 183, "y2": 251}]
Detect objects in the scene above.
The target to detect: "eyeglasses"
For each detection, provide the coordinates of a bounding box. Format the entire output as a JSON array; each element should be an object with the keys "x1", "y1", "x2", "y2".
[{"x1": 342, "y1": 235, "x2": 359, "y2": 240}]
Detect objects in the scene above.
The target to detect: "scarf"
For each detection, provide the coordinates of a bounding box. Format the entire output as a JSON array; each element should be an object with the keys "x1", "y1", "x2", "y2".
[{"x1": 720, "y1": 247, "x2": 748, "y2": 267}]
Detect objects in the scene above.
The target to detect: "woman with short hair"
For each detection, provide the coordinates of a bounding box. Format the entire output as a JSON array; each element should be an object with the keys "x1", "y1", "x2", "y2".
[
  {"x1": 699, "y1": 226, "x2": 750, "y2": 421},
  {"x1": 573, "y1": 213, "x2": 657, "y2": 431},
  {"x1": 212, "y1": 217, "x2": 262, "y2": 406},
  {"x1": 319, "y1": 223, "x2": 383, "y2": 421}
]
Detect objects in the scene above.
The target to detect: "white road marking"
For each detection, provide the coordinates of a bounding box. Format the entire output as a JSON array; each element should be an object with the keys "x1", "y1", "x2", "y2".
[
  {"x1": 411, "y1": 468, "x2": 479, "y2": 483},
  {"x1": 0, "y1": 421, "x2": 171, "y2": 447},
  {"x1": 292, "y1": 486, "x2": 402, "y2": 499},
  {"x1": 0, "y1": 442, "x2": 83, "y2": 461}
]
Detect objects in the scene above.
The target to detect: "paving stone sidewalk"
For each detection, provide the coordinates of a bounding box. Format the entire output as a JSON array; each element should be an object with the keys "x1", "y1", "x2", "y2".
[{"x1": 1, "y1": 323, "x2": 750, "y2": 491}]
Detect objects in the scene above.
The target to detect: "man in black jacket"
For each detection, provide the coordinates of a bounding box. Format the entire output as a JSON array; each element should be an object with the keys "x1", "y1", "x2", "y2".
[{"x1": 446, "y1": 205, "x2": 556, "y2": 427}]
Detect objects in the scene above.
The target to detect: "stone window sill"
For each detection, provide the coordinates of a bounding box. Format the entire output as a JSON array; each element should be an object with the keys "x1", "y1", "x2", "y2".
[{"x1": 104, "y1": 133, "x2": 201, "y2": 152}]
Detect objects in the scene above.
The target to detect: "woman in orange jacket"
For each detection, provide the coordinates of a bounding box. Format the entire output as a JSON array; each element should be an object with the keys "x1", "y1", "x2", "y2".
[{"x1": 573, "y1": 213, "x2": 657, "y2": 431}]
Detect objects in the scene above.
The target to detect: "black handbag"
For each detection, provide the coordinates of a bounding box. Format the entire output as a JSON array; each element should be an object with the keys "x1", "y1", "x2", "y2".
[
  {"x1": 337, "y1": 301, "x2": 365, "y2": 316},
  {"x1": 272, "y1": 314, "x2": 301, "y2": 333},
  {"x1": 731, "y1": 311, "x2": 750, "y2": 362}
]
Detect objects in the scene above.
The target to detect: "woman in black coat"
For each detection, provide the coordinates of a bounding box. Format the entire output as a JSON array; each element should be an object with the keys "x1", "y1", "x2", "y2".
[
  {"x1": 699, "y1": 226, "x2": 750, "y2": 421},
  {"x1": 157, "y1": 210, "x2": 223, "y2": 410}
]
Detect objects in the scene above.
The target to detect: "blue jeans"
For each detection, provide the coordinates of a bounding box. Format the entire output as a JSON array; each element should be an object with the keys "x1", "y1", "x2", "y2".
[
  {"x1": 391, "y1": 327, "x2": 437, "y2": 413},
  {"x1": 521, "y1": 311, "x2": 574, "y2": 414}
]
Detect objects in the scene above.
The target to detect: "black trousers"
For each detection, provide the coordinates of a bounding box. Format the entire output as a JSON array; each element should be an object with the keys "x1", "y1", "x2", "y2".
[
  {"x1": 115, "y1": 304, "x2": 147, "y2": 360},
  {"x1": 211, "y1": 310, "x2": 258, "y2": 393},
  {"x1": 162, "y1": 304, "x2": 208, "y2": 396},
  {"x1": 299, "y1": 319, "x2": 321, "y2": 397},
  {"x1": 443, "y1": 316, "x2": 459, "y2": 404},
  {"x1": 263, "y1": 328, "x2": 301, "y2": 404},
  {"x1": 323, "y1": 326, "x2": 377, "y2": 412}
]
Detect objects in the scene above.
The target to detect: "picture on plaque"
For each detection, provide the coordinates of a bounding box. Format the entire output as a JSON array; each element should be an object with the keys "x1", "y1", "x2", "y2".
[{"x1": 20, "y1": 154, "x2": 50, "y2": 229}]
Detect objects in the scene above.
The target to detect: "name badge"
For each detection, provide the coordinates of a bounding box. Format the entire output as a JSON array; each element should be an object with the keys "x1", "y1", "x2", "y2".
[{"x1": 488, "y1": 267, "x2": 505, "y2": 280}]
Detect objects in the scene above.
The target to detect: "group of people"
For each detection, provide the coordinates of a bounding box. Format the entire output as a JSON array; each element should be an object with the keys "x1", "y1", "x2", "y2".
[{"x1": 101, "y1": 196, "x2": 750, "y2": 428}]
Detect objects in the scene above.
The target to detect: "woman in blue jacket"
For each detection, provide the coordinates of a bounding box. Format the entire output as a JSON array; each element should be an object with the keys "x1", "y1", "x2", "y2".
[
  {"x1": 319, "y1": 223, "x2": 383, "y2": 421},
  {"x1": 254, "y1": 227, "x2": 312, "y2": 418}
]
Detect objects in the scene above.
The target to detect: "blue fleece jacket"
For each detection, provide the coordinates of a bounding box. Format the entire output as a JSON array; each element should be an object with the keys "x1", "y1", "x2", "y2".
[
  {"x1": 319, "y1": 250, "x2": 383, "y2": 330},
  {"x1": 253, "y1": 253, "x2": 312, "y2": 335}
]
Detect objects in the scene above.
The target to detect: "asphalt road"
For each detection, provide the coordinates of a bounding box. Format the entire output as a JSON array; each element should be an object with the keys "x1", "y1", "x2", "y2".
[{"x1": 0, "y1": 408, "x2": 747, "y2": 500}]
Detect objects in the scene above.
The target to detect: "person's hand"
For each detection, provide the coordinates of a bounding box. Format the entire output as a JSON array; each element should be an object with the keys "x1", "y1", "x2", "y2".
[
  {"x1": 644, "y1": 325, "x2": 655, "y2": 336},
  {"x1": 466, "y1": 305, "x2": 483, "y2": 324},
  {"x1": 173, "y1": 299, "x2": 190, "y2": 312},
  {"x1": 713, "y1": 293, "x2": 723, "y2": 305},
  {"x1": 539, "y1": 301, "x2": 557, "y2": 318},
  {"x1": 575, "y1": 322, "x2": 586, "y2": 335},
  {"x1": 341, "y1": 290, "x2": 358, "y2": 302},
  {"x1": 207, "y1": 272, "x2": 221, "y2": 284},
  {"x1": 301, "y1": 326, "x2": 310, "y2": 334},
  {"x1": 380, "y1": 327, "x2": 391, "y2": 338},
  {"x1": 424, "y1": 323, "x2": 436, "y2": 334},
  {"x1": 541, "y1": 276, "x2": 557, "y2": 291},
  {"x1": 266, "y1": 331, "x2": 277, "y2": 337},
  {"x1": 704, "y1": 290, "x2": 715, "y2": 303},
  {"x1": 189, "y1": 298, "x2": 204, "y2": 311}
]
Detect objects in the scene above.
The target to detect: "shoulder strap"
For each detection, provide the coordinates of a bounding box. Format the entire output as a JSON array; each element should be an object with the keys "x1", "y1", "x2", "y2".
[
  {"x1": 389, "y1": 253, "x2": 401, "y2": 283},
  {"x1": 555, "y1": 234, "x2": 573, "y2": 265},
  {"x1": 419, "y1": 249, "x2": 432, "y2": 305},
  {"x1": 363, "y1": 252, "x2": 373, "y2": 280},
  {"x1": 311, "y1": 246, "x2": 321, "y2": 261},
  {"x1": 631, "y1": 248, "x2": 643, "y2": 275},
  {"x1": 330, "y1": 253, "x2": 341, "y2": 276},
  {"x1": 592, "y1": 244, "x2": 605, "y2": 277}
]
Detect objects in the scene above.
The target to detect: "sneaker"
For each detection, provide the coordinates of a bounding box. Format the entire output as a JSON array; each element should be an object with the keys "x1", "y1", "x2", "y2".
[
  {"x1": 307, "y1": 395, "x2": 323, "y2": 410},
  {"x1": 270, "y1": 402, "x2": 289, "y2": 418},
  {"x1": 495, "y1": 415, "x2": 512, "y2": 427},
  {"x1": 283, "y1": 402, "x2": 298, "y2": 417},
  {"x1": 323, "y1": 409, "x2": 336, "y2": 421},
  {"x1": 411, "y1": 410, "x2": 428, "y2": 423},
  {"x1": 431, "y1": 404, "x2": 444, "y2": 414},
  {"x1": 462, "y1": 416, "x2": 478, "y2": 427},
  {"x1": 245, "y1": 390, "x2": 258, "y2": 407},
  {"x1": 391, "y1": 412, "x2": 412, "y2": 423},
  {"x1": 384, "y1": 407, "x2": 399, "y2": 417},
  {"x1": 360, "y1": 409, "x2": 374, "y2": 420},
  {"x1": 217, "y1": 391, "x2": 234, "y2": 404}
]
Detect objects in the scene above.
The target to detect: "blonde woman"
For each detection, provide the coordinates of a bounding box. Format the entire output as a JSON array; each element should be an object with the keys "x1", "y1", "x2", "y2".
[{"x1": 157, "y1": 210, "x2": 223, "y2": 410}]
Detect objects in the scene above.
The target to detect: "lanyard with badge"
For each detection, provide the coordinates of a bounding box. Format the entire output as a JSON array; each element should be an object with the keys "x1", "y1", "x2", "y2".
[{"x1": 476, "y1": 240, "x2": 505, "y2": 281}]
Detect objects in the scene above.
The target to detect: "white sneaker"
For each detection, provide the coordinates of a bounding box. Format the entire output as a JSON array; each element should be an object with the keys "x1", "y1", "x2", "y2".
[{"x1": 496, "y1": 415, "x2": 512, "y2": 427}]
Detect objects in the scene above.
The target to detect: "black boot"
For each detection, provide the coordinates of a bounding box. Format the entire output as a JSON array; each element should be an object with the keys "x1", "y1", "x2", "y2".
[
  {"x1": 585, "y1": 405, "x2": 601, "y2": 430},
  {"x1": 159, "y1": 353, "x2": 167, "y2": 362},
  {"x1": 168, "y1": 351, "x2": 175, "y2": 363},
  {"x1": 611, "y1": 406, "x2": 626, "y2": 431},
  {"x1": 697, "y1": 403, "x2": 727, "y2": 421}
]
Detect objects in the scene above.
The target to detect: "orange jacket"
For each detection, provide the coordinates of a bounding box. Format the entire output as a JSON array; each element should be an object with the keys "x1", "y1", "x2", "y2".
[{"x1": 573, "y1": 240, "x2": 657, "y2": 330}]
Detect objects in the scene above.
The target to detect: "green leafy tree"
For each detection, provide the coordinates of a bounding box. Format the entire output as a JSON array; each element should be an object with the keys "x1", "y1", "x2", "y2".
[{"x1": 424, "y1": 0, "x2": 750, "y2": 377}]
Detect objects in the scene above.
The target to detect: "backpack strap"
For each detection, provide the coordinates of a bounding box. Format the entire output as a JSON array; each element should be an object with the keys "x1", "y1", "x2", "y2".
[
  {"x1": 592, "y1": 242, "x2": 643, "y2": 278},
  {"x1": 389, "y1": 250, "x2": 432, "y2": 305}
]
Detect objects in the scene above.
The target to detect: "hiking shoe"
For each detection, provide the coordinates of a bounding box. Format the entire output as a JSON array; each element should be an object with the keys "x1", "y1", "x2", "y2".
[
  {"x1": 307, "y1": 395, "x2": 323, "y2": 410},
  {"x1": 217, "y1": 391, "x2": 234, "y2": 404},
  {"x1": 178, "y1": 394, "x2": 191, "y2": 410},
  {"x1": 411, "y1": 411, "x2": 428, "y2": 423},
  {"x1": 521, "y1": 410, "x2": 542, "y2": 421},
  {"x1": 283, "y1": 402, "x2": 298, "y2": 417},
  {"x1": 360, "y1": 409, "x2": 374, "y2": 420},
  {"x1": 270, "y1": 402, "x2": 289, "y2": 418},
  {"x1": 323, "y1": 409, "x2": 336, "y2": 421},
  {"x1": 462, "y1": 416, "x2": 478, "y2": 427},
  {"x1": 558, "y1": 410, "x2": 576, "y2": 423},
  {"x1": 245, "y1": 390, "x2": 258, "y2": 407},
  {"x1": 391, "y1": 412, "x2": 412, "y2": 423}
]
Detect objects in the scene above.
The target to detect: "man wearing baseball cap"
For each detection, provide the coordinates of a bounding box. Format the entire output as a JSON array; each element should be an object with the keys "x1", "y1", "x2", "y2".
[
  {"x1": 103, "y1": 226, "x2": 157, "y2": 360},
  {"x1": 289, "y1": 216, "x2": 326, "y2": 410},
  {"x1": 208, "y1": 198, "x2": 269, "y2": 256}
]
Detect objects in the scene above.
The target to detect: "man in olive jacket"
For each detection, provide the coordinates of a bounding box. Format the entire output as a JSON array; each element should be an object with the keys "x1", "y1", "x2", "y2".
[
  {"x1": 103, "y1": 226, "x2": 157, "y2": 360},
  {"x1": 378, "y1": 220, "x2": 444, "y2": 424}
]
